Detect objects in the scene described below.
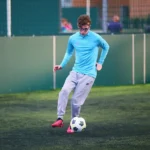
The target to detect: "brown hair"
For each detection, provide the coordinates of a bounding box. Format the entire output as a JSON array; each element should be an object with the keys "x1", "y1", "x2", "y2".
[{"x1": 77, "y1": 14, "x2": 91, "y2": 28}]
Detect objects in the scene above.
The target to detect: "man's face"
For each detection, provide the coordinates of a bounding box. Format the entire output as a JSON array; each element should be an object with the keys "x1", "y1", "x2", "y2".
[{"x1": 79, "y1": 25, "x2": 90, "y2": 35}]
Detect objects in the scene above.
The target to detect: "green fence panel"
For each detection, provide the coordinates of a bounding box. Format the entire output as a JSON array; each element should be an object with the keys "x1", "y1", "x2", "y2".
[
  {"x1": 146, "y1": 34, "x2": 150, "y2": 83},
  {"x1": 12, "y1": 0, "x2": 60, "y2": 36},
  {"x1": 0, "y1": 37, "x2": 53, "y2": 94},
  {"x1": 0, "y1": 0, "x2": 6, "y2": 36},
  {"x1": 134, "y1": 34, "x2": 144, "y2": 84},
  {"x1": 95, "y1": 34, "x2": 132, "y2": 86}
]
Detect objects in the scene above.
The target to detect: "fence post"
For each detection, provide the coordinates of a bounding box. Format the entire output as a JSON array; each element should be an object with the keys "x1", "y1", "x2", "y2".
[
  {"x1": 6, "y1": 0, "x2": 11, "y2": 37},
  {"x1": 102, "y1": 0, "x2": 108, "y2": 33},
  {"x1": 143, "y1": 34, "x2": 146, "y2": 84},
  {"x1": 86, "y1": 0, "x2": 90, "y2": 16},
  {"x1": 53, "y1": 36, "x2": 56, "y2": 89},
  {"x1": 132, "y1": 34, "x2": 135, "y2": 85}
]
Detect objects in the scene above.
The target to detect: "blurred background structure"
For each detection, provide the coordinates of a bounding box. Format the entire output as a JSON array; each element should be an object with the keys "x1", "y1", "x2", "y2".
[
  {"x1": 1, "y1": 0, "x2": 150, "y2": 36},
  {"x1": 0, "y1": 0, "x2": 150, "y2": 93}
]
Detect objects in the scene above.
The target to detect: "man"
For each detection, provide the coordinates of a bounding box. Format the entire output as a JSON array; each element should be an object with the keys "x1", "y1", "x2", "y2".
[
  {"x1": 108, "y1": 15, "x2": 123, "y2": 34},
  {"x1": 51, "y1": 14, "x2": 109, "y2": 134}
]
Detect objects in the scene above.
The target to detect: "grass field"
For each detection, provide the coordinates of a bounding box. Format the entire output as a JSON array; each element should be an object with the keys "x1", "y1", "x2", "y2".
[{"x1": 0, "y1": 84, "x2": 150, "y2": 150}]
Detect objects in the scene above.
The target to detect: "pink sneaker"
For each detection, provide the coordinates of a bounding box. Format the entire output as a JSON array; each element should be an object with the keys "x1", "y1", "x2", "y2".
[
  {"x1": 51, "y1": 119, "x2": 63, "y2": 128},
  {"x1": 67, "y1": 126, "x2": 74, "y2": 134}
]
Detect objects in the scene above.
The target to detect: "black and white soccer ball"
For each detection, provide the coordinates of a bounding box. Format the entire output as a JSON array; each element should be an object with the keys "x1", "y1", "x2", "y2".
[{"x1": 70, "y1": 117, "x2": 86, "y2": 132}]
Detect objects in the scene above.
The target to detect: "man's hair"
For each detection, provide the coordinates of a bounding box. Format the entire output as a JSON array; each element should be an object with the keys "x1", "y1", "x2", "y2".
[{"x1": 77, "y1": 14, "x2": 91, "y2": 28}]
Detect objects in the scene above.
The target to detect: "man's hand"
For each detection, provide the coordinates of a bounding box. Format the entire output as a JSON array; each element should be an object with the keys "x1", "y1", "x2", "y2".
[
  {"x1": 53, "y1": 65, "x2": 62, "y2": 71},
  {"x1": 96, "y1": 63, "x2": 102, "y2": 71}
]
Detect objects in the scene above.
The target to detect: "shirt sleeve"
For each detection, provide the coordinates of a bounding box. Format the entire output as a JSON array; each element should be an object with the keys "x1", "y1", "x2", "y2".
[
  {"x1": 60, "y1": 37, "x2": 74, "y2": 68},
  {"x1": 97, "y1": 35, "x2": 110, "y2": 65}
]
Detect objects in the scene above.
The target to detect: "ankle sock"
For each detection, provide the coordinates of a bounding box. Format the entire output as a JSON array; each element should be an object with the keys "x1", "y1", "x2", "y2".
[{"x1": 57, "y1": 118, "x2": 63, "y2": 121}]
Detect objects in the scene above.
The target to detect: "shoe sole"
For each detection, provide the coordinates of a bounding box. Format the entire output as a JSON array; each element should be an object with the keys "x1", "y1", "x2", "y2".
[
  {"x1": 67, "y1": 131, "x2": 74, "y2": 134},
  {"x1": 51, "y1": 124, "x2": 64, "y2": 128}
]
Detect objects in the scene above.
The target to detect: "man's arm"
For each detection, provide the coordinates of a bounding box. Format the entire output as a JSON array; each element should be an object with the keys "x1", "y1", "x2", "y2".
[
  {"x1": 53, "y1": 37, "x2": 74, "y2": 71},
  {"x1": 60, "y1": 37, "x2": 74, "y2": 68},
  {"x1": 97, "y1": 35, "x2": 109, "y2": 65}
]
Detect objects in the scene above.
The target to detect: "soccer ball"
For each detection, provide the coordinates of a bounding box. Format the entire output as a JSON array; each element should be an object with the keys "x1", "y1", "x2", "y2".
[{"x1": 70, "y1": 117, "x2": 86, "y2": 132}]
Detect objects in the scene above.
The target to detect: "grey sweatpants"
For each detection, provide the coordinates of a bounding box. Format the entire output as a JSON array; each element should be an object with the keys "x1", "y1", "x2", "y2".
[{"x1": 57, "y1": 71, "x2": 95, "y2": 119}]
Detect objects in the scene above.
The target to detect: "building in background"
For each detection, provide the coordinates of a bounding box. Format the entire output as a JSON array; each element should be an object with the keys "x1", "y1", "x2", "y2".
[
  {"x1": 68, "y1": 0, "x2": 150, "y2": 32},
  {"x1": 72, "y1": 0, "x2": 150, "y2": 18}
]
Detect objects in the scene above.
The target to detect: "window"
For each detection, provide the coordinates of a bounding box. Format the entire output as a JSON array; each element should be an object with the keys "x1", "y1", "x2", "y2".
[{"x1": 61, "y1": 0, "x2": 72, "y2": 8}]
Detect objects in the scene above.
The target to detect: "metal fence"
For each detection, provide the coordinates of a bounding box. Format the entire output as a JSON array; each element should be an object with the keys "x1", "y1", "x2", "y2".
[{"x1": 0, "y1": 0, "x2": 150, "y2": 36}]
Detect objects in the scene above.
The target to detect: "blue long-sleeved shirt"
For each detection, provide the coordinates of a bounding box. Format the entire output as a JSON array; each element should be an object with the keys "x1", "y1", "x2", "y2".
[{"x1": 60, "y1": 30, "x2": 109, "y2": 78}]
